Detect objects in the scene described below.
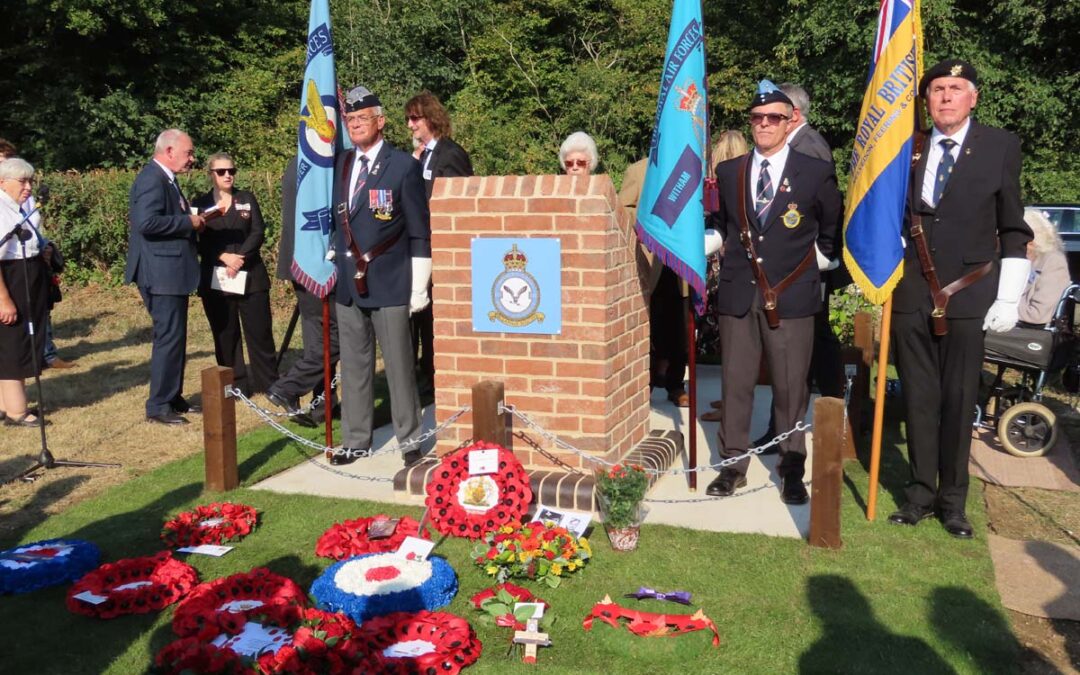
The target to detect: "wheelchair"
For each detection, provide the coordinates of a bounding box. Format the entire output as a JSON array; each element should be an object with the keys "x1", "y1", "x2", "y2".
[{"x1": 977, "y1": 283, "x2": 1080, "y2": 457}]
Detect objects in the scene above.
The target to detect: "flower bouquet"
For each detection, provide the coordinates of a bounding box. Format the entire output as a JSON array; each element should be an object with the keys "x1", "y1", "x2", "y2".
[
  {"x1": 471, "y1": 521, "x2": 590, "y2": 589},
  {"x1": 595, "y1": 464, "x2": 649, "y2": 551}
]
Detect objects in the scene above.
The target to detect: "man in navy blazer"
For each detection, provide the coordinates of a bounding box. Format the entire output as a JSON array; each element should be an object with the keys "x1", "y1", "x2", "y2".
[
  {"x1": 331, "y1": 86, "x2": 432, "y2": 467},
  {"x1": 125, "y1": 129, "x2": 205, "y2": 425}
]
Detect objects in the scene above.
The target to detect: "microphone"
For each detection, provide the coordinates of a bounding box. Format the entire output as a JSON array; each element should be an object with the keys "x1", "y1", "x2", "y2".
[{"x1": 36, "y1": 184, "x2": 50, "y2": 205}]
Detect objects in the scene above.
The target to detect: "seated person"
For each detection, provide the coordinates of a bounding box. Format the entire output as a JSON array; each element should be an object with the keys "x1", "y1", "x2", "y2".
[{"x1": 1015, "y1": 208, "x2": 1071, "y2": 327}]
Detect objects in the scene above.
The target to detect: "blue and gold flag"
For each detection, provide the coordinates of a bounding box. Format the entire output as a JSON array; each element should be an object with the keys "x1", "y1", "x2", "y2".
[
  {"x1": 634, "y1": 0, "x2": 708, "y2": 314},
  {"x1": 292, "y1": 0, "x2": 341, "y2": 297},
  {"x1": 843, "y1": 0, "x2": 923, "y2": 304}
]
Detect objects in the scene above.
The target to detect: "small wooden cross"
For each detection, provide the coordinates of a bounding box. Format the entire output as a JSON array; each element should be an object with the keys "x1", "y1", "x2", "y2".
[{"x1": 513, "y1": 618, "x2": 551, "y2": 665}]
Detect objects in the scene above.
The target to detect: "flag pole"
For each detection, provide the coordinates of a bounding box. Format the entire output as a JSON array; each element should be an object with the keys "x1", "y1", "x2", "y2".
[
  {"x1": 686, "y1": 297, "x2": 698, "y2": 491},
  {"x1": 865, "y1": 296, "x2": 893, "y2": 520},
  {"x1": 323, "y1": 296, "x2": 334, "y2": 452}
]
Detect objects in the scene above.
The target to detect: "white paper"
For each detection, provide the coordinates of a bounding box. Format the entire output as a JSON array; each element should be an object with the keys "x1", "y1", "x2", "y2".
[
  {"x1": 73, "y1": 590, "x2": 109, "y2": 605},
  {"x1": 468, "y1": 449, "x2": 499, "y2": 476},
  {"x1": 532, "y1": 505, "x2": 591, "y2": 538},
  {"x1": 383, "y1": 639, "x2": 437, "y2": 658},
  {"x1": 176, "y1": 544, "x2": 234, "y2": 557},
  {"x1": 210, "y1": 267, "x2": 247, "y2": 295},
  {"x1": 212, "y1": 621, "x2": 288, "y2": 657},
  {"x1": 394, "y1": 536, "x2": 434, "y2": 562},
  {"x1": 514, "y1": 602, "x2": 545, "y2": 619}
]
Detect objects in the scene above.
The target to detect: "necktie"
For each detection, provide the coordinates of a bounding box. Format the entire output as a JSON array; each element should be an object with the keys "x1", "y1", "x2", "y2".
[
  {"x1": 171, "y1": 181, "x2": 187, "y2": 212},
  {"x1": 350, "y1": 156, "x2": 369, "y2": 211},
  {"x1": 932, "y1": 138, "x2": 957, "y2": 206},
  {"x1": 420, "y1": 148, "x2": 432, "y2": 168},
  {"x1": 755, "y1": 159, "x2": 774, "y2": 221}
]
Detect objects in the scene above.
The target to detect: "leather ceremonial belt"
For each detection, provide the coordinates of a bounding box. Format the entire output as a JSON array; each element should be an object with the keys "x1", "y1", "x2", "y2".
[
  {"x1": 736, "y1": 154, "x2": 817, "y2": 329},
  {"x1": 336, "y1": 169, "x2": 402, "y2": 296},
  {"x1": 582, "y1": 595, "x2": 721, "y2": 647},
  {"x1": 907, "y1": 134, "x2": 993, "y2": 336}
]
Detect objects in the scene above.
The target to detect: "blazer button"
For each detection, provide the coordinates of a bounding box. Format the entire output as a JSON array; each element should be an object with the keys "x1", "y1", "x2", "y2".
[
  {"x1": 758, "y1": 235, "x2": 764, "y2": 242},
  {"x1": 934, "y1": 218, "x2": 940, "y2": 223},
  {"x1": 750, "y1": 279, "x2": 756, "y2": 285},
  {"x1": 756, "y1": 257, "x2": 763, "y2": 263}
]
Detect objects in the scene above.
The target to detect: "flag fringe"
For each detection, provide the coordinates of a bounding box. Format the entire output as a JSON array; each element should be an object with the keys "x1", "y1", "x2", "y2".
[
  {"x1": 291, "y1": 260, "x2": 337, "y2": 299},
  {"x1": 843, "y1": 248, "x2": 901, "y2": 306}
]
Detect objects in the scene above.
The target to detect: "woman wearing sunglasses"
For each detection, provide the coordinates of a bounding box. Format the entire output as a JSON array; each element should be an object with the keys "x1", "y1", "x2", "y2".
[
  {"x1": 558, "y1": 131, "x2": 598, "y2": 176},
  {"x1": 191, "y1": 153, "x2": 278, "y2": 396}
]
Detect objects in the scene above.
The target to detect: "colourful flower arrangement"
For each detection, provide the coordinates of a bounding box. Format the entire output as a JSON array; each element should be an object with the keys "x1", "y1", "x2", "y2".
[
  {"x1": 595, "y1": 464, "x2": 649, "y2": 529},
  {"x1": 172, "y1": 568, "x2": 308, "y2": 638},
  {"x1": 310, "y1": 552, "x2": 458, "y2": 624},
  {"x1": 67, "y1": 552, "x2": 198, "y2": 619},
  {"x1": 425, "y1": 441, "x2": 533, "y2": 540},
  {"x1": 470, "y1": 583, "x2": 552, "y2": 631},
  {"x1": 315, "y1": 515, "x2": 426, "y2": 560},
  {"x1": 0, "y1": 538, "x2": 100, "y2": 595},
  {"x1": 350, "y1": 610, "x2": 482, "y2": 675},
  {"x1": 161, "y1": 502, "x2": 258, "y2": 548},
  {"x1": 471, "y1": 521, "x2": 591, "y2": 588}
]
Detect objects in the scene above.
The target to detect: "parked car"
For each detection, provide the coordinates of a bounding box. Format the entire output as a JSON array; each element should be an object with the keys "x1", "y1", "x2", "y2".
[{"x1": 1028, "y1": 204, "x2": 1080, "y2": 281}]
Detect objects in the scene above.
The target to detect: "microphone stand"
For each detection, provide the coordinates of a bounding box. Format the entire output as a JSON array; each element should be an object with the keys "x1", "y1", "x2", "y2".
[{"x1": 1, "y1": 206, "x2": 119, "y2": 484}]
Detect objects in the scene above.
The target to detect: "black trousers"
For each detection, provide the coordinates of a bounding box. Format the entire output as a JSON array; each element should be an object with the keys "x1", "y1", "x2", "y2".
[
  {"x1": 649, "y1": 267, "x2": 688, "y2": 394},
  {"x1": 201, "y1": 288, "x2": 277, "y2": 395},
  {"x1": 892, "y1": 310, "x2": 984, "y2": 512},
  {"x1": 274, "y1": 281, "x2": 340, "y2": 400},
  {"x1": 410, "y1": 293, "x2": 434, "y2": 389}
]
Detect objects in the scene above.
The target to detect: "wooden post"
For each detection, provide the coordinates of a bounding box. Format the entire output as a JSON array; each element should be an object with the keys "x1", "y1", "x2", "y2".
[
  {"x1": 852, "y1": 311, "x2": 875, "y2": 436},
  {"x1": 809, "y1": 396, "x2": 844, "y2": 549},
  {"x1": 202, "y1": 366, "x2": 238, "y2": 492},
  {"x1": 840, "y1": 346, "x2": 863, "y2": 460},
  {"x1": 472, "y1": 380, "x2": 506, "y2": 447}
]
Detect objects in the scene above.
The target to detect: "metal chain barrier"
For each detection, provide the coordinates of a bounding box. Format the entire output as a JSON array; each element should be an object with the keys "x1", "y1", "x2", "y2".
[{"x1": 239, "y1": 375, "x2": 341, "y2": 419}]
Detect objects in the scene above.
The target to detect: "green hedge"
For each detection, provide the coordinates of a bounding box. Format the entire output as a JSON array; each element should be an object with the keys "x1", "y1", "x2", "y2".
[{"x1": 41, "y1": 165, "x2": 286, "y2": 285}]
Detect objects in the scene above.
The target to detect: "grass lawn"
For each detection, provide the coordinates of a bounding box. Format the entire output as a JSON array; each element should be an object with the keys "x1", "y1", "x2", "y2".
[{"x1": 0, "y1": 416, "x2": 1024, "y2": 675}]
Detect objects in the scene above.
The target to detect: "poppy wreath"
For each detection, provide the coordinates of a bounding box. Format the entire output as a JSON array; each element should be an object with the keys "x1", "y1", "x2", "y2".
[
  {"x1": 351, "y1": 610, "x2": 482, "y2": 675},
  {"x1": 161, "y1": 502, "x2": 258, "y2": 548},
  {"x1": 66, "y1": 551, "x2": 198, "y2": 619},
  {"x1": 0, "y1": 538, "x2": 100, "y2": 595},
  {"x1": 424, "y1": 441, "x2": 533, "y2": 540},
  {"x1": 310, "y1": 552, "x2": 458, "y2": 624},
  {"x1": 154, "y1": 607, "x2": 362, "y2": 675},
  {"x1": 172, "y1": 568, "x2": 308, "y2": 638},
  {"x1": 470, "y1": 583, "x2": 550, "y2": 631},
  {"x1": 315, "y1": 515, "x2": 427, "y2": 560}
]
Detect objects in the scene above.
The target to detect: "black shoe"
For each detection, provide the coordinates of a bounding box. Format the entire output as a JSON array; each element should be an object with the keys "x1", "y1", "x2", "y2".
[
  {"x1": 329, "y1": 447, "x2": 369, "y2": 466},
  {"x1": 402, "y1": 449, "x2": 427, "y2": 468},
  {"x1": 940, "y1": 511, "x2": 974, "y2": 539},
  {"x1": 267, "y1": 390, "x2": 317, "y2": 429},
  {"x1": 705, "y1": 470, "x2": 747, "y2": 497},
  {"x1": 780, "y1": 476, "x2": 809, "y2": 505},
  {"x1": 171, "y1": 398, "x2": 201, "y2": 414},
  {"x1": 147, "y1": 411, "x2": 189, "y2": 425},
  {"x1": 752, "y1": 426, "x2": 778, "y2": 455},
  {"x1": 887, "y1": 503, "x2": 935, "y2": 526}
]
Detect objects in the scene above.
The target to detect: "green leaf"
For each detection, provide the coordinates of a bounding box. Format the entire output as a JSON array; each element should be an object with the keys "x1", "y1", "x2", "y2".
[{"x1": 513, "y1": 606, "x2": 536, "y2": 622}]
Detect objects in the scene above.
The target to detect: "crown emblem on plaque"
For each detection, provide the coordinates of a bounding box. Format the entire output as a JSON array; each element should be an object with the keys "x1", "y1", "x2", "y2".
[{"x1": 503, "y1": 244, "x2": 528, "y2": 270}]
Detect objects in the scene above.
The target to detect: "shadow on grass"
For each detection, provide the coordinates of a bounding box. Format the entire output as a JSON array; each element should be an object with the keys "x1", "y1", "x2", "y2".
[
  {"x1": 0, "y1": 472, "x2": 88, "y2": 546},
  {"x1": 38, "y1": 350, "x2": 214, "y2": 411},
  {"x1": 847, "y1": 400, "x2": 909, "y2": 513},
  {"x1": 930, "y1": 586, "x2": 1041, "y2": 674},
  {"x1": 800, "y1": 575, "x2": 954, "y2": 674},
  {"x1": 52, "y1": 312, "x2": 109, "y2": 340}
]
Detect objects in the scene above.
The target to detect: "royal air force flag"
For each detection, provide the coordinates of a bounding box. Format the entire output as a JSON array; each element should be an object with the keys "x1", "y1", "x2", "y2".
[
  {"x1": 292, "y1": 0, "x2": 341, "y2": 297},
  {"x1": 843, "y1": 0, "x2": 923, "y2": 304},
  {"x1": 634, "y1": 0, "x2": 708, "y2": 314}
]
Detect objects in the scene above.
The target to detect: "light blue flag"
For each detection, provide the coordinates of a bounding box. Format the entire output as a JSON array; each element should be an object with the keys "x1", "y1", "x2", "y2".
[
  {"x1": 635, "y1": 0, "x2": 708, "y2": 314},
  {"x1": 292, "y1": 0, "x2": 340, "y2": 297}
]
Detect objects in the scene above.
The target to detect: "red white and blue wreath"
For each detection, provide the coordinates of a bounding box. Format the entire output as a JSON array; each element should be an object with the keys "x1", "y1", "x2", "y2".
[
  {"x1": 66, "y1": 551, "x2": 198, "y2": 619},
  {"x1": 350, "y1": 610, "x2": 482, "y2": 675},
  {"x1": 0, "y1": 538, "x2": 100, "y2": 595},
  {"x1": 161, "y1": 502, "x2": 258, "y2": 548},
  {"x1": 172, "y1": 567, "x2": 309, "y2": 638},
  {"x1": 310, "y1": 551, "x2": 457, "y2": 624},
  {"x1": 425, "y1": 441, "x2": 533, "y2": 540}
]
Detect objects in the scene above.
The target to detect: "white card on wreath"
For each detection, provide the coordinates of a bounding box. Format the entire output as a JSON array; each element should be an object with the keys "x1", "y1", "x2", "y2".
[
  {"x1": 383, "y1": 639, "x2": 438, "y2": 658},
  {"x1": 394, "y1": 536, "x2": 434, "y2": 562},
  {"x1": 212, "y1": 621, "x2": 288, "y2": 657},
  {"x1": 531, "y1": 505, "x2": 591, "y2": 538},
  {"x1": 176, "y1": 544, "x2": 234, "y2": 557},
  {"x1": 72, "y1": 590, "x2": 109, "y2": 605},
  {"x1": 468, "y1": 449, "x2": 499, "y2": 475},
  {"x1": 514, "y1": 602, "x2": 545, "y2": 619}
]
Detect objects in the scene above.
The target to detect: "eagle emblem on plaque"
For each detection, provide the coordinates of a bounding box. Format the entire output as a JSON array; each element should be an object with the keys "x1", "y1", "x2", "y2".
[{"x1": 489, "y1": 244, "x2": 544, "y2": 327}]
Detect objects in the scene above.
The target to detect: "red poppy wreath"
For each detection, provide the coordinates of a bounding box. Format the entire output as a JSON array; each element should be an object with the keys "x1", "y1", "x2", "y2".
[
  {"x1": 351, "y1": 610, "x2": 482, "y2": 675},
  {"x1": 172, "y1": 568, "x2": 308, "y2": 638},
  {"x1": 66, "y1": 552, "x2": 198, "y2": 619},
  {"x1": 424, "y1": 441, "x2": 533, "y2": 540},
  {"x1": 315, "y1": 515, "x2": 427, "y2": 560},
  {"x1": 161, "y1": 502, "x2": 258, "y2": 548}
]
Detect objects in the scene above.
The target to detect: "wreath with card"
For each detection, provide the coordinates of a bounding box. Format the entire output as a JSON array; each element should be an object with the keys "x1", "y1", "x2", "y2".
[
  {"x1": 161, "y1": 502, "x2": 259, "y2": 548},
  {"x1": 66, "y1": 552, "x2": 198, "y2": 619},
  {"x1": 350, "y1": 610, "x2": 482, "y2": 675},
  {"x1": 0, "y1": 538, "x2": 100, "y2": 595},
  {"x1": 310, "y1": 552, "x2": 458, "y2": 624},
  {"x1": 425, "y1": 441, "x2": 533, "y2": 540},
  {"x1": 172, "y1": 568, "x2": 309, "y2": 638},
  {"x1": 470, "y1": 583, "x2": 552, "y2": 631},
  {"x1": 315, "y1": 515, "x2": 427, "y2": 560},
  {"x1": 155, "y1": 607, "x2": 362, "y2": 675}
]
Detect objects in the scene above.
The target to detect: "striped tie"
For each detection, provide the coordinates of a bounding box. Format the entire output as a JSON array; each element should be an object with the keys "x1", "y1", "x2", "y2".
[
  {"x1": 932, "y1": 138, "x2": 956, "y2": 206},
  {"x1": 755, "y1": 159, "x2": 773, "y2": 221},
  {"x1": 350, "y1": 156, "x2": 369, "y2": 211}
]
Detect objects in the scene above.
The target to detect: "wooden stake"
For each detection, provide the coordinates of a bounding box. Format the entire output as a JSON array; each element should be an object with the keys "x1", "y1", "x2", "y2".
[
  {"x1": 202, "y1": 366, "x2": 238, "y2": 492},
  {"x1": 809, "y1": 396, "x2": 844, "y2": 549},
  {"x1": 513, "y1": 618, "x2": 551, "y2": 665},
  {"x1": 472, "y1": 380, "x2": 506, "y2": 447}
]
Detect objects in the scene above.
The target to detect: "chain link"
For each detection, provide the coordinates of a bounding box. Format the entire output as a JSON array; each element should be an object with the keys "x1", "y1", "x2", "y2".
[{"x1": 241, "y1": 375, "x2": 342, "y2": 418}]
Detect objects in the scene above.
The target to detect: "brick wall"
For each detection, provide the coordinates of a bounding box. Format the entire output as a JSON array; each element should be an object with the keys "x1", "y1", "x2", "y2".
[{"x1": 431, "y1": 174, "x2": 650, "y2": 469}]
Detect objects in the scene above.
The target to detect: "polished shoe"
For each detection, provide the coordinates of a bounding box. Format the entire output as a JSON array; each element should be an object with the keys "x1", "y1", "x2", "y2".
[
  {"x1": 887, "y1": 502, "x2": 935, "y2": 526},
  {"x1": 705, "y1": 470, "x2": 747, "y2": 497},
  {"x1": 147, "y1": 411, "x2": 189, "y2": 426},
  {"x1": 780, "y1": 476, "x2": 809, "y2": 505},
  {"x1": 267, "y1": 390, "x2": 317, "y2": 428},
  {"x1": 46, "y1": 357, "x2": 78, "y2": 369},
  {"x1": 402, "y1": 449, "x2": 427, "y2": 468},
  {"x1": 700, "y1": 409, "x2": 723, "y2": 422},
  {"x1": 752, "y1": 426, "x2": 779, "y2": 455},
  {"x1": 171, "y1": 398, "x2": 201, "y2": 414},
  {"x1": 329, "y1": 447, "x2": 369, "y2": 466},
  {"x1": 940, "y1": 511, "x2": 974, "y2": 539},
  {"x1": 667, "y1": 391, "x2": 690, "y2": 407},
  {"x1": 709, "y1": 399, "x2": 723, "y2": 410}
]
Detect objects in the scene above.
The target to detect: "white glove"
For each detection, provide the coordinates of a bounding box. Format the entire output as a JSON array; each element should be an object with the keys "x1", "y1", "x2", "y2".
[
  {"x1": 410, "y1": 257, "x2": 432, "y2": 314},
  {"x1": 983, "y1": 257, "x2": 1031, "y2": 333},
  {"x1": 704, "y1": 229, "x2": 723, "y2": 256},
  {"x1": 815, "y1": 244, "x2": 839, "y2": 271}
]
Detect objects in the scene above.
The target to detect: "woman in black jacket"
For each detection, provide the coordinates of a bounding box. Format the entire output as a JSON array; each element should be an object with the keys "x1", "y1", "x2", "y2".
[{"x1": 192, "y1": 153, "x2": 277, "y2": 395}]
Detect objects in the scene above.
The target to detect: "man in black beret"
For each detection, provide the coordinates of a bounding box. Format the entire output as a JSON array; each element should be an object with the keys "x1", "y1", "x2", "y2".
[{"x1": 889, "y1": 59, "x2": 1032, "y2": 537}]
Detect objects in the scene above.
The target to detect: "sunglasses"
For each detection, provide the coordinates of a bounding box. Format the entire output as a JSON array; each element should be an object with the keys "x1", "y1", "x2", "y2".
[
  {"x1": 564, "y1": 159, "x2": 589, "y2": 169},
  {"x1": 749, "y1": 112, "x2": 790, "y2": 126},
  {"x1": 212, "y1": 168, "x2": 237, "y2": 176},
  {"x1": 405, "y1": 114, "x2": 424, "y2": 123}
]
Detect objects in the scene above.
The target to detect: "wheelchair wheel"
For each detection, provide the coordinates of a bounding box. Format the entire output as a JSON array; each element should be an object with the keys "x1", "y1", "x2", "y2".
[{"x1": 998, "y1": 402, "x2": 1057, "y2": 458}]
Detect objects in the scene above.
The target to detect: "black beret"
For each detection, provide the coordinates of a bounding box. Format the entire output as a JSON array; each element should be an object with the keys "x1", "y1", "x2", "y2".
[
  {"x1": 918, "y1": 59, "x2": 978, "y2": 97},
  {"x1": 748, "y1": 79, "x2": 793, "y2": 110},
  {"x1": 344, "y1": 86, "x2": 381, "y2": 112}
]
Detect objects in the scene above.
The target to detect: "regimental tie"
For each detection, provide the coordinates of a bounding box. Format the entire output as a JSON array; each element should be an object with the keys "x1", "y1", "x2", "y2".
[
  {"x1": 932, "y1": 138, "x2": 957, "y2": 206},
  {"x1": 350, "y1": 155, "x2": 369, "y2": 212},
  {"x1": 755, "y1": 159, "x2": 774, "y2": 222},
  {"x1": 420, "y1": 147, "x2": 432, "y2": 169},
  {"x1": 171, "y1": 181, "x2": 187, "y2": 212}
]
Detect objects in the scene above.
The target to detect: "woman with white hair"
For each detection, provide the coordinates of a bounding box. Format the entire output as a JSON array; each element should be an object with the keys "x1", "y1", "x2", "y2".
[
  {"x1": 559, "y1": 132, "x2": 599, "y2": 176},
  {"x1": 1018, "y1": 208, "x2": 1070, "y2": 326},
  {"x1": 0, "y1": 158, "x2": 48, "y2": 427}
]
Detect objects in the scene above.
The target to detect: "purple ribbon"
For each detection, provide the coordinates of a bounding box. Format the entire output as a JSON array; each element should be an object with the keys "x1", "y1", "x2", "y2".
[{"x1": 624, "y1": 587, "x2": 692, "y2": 605}]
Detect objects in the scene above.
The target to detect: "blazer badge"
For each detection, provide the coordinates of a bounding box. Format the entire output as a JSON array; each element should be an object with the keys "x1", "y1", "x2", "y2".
[
  {"x1": 489, "y1": 244, "x2": 544, "y2": 327},
  {"x1": 779, "y1": 177, "x2": 791, "y2": 193},
  {"x1": 370, "y1": 189, "x2": 393, "y2": 220},
  {"x1": 782, "y1": 203, "x2": 802, "y2": 229}
]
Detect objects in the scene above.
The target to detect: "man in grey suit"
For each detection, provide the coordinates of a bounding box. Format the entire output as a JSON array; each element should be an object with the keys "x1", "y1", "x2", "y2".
[
  {"x1": 125, "y1": 129, "x2": 205, "y2": 425},
  {"x1": 779, "y1": 83, "x2": 833, "y2": 164}
]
